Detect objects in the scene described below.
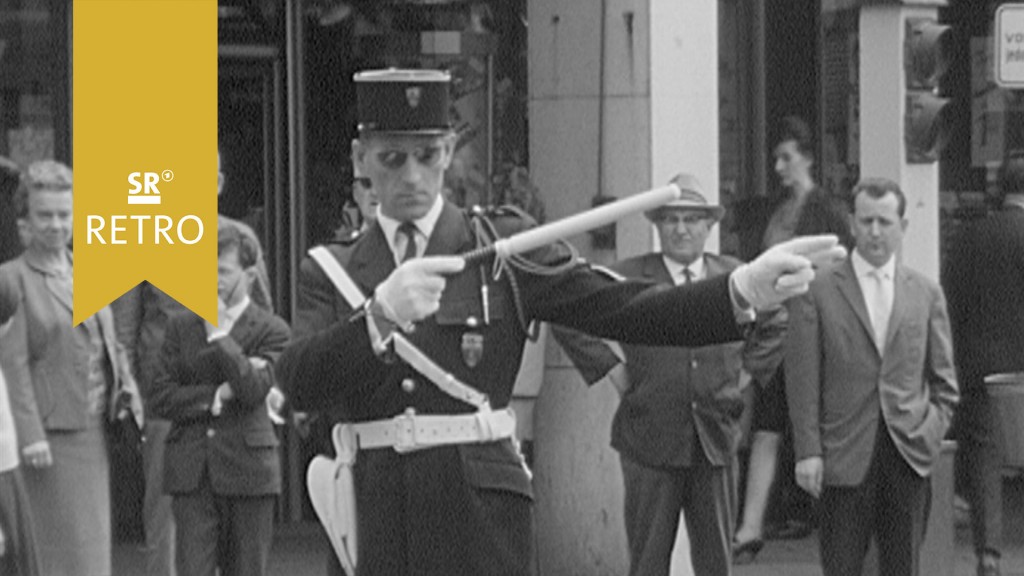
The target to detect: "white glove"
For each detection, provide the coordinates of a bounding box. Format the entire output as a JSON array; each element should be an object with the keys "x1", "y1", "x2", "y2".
[
  {"x1": 266, "y1": 386, "x2": 286, "y2": 425},
  {"x1": 732, "y1": 235, "x2": 847, "y2": 311},
  {"x1": 374, "y1": 256, "x2": 466, "y2": 327}
]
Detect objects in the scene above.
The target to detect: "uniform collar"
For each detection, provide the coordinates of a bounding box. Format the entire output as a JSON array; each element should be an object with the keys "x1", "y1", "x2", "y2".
[
  {"x1": 661, "y1": 254, "x2": 705, "y2": 283},
  {"x1": 376, "y1": 193, "x2": 444, "y2": 250}
]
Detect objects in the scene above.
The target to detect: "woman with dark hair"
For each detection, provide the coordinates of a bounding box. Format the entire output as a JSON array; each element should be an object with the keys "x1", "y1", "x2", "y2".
[{"x1": 732, "y1": 116, "x2": 852, "y2": 562}]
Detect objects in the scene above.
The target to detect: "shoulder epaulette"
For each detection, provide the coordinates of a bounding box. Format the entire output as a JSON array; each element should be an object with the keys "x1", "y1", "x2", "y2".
[
  {"x1": 467, "y1": 204, "x2": 535, "y2": 241},
  {"x1": 586, "y1": 261, "x2": 627, "y2": 282}
]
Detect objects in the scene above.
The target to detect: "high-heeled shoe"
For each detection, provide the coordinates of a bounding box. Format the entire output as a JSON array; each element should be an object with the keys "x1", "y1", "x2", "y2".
[{"x1": 732, "y1": 538, "x2": 764, "y2": 565}]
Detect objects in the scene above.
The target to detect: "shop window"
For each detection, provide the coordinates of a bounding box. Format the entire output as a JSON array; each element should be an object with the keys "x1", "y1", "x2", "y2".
[
  {"x1": 298, "y1": 0, "x2": 531, "y2": 249},
  {"x1": 0, "y1": 0, "x2": 70, "y2": 262},
  {"x1": 0, "y1": 0, "x2": 69, "y2": 165}
]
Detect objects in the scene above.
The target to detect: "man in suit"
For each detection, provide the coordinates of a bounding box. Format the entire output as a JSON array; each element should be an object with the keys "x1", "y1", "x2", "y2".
[
  {"x1": 554, "y1": 178, "x2": 786, "y2": 576},
  {"x1": 943, "y1": 151, "x2": 1024, "y2": 576},
  {"x1": 786, "y1": 178, "x2": 959, "y2": 576},
  {"x1": 278, "y1": 68, "x2": 843, "y2": 576},
  {"x1": 149, "y1": 224, "x2": 289, "y2": 576}
]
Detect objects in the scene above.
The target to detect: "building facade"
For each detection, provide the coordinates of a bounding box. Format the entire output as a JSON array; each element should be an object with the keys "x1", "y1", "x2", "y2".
[{"x1": 0, "y1": 1, "x2": 1013, "y2": 571}]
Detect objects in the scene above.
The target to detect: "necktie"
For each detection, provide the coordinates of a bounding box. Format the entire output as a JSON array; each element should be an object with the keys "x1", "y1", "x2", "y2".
[
  {"x1": 866, "y1": 268, "x2": 892, "y2": 351},
  {"x1": 397, "y1": 222, "x2": 418, "y2": 262},
  {"x1": 683, "y1": 267, "x2": 694, "y2": 285}
]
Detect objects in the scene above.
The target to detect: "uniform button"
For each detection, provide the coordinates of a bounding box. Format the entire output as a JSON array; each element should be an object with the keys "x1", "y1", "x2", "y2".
[
  {"x1": 401, "y1": 378, "x2": 416, "y2": 393},
  {"x1": 466, "y1": 316, "x2": 479, "y2": 328},
  {"x1": 690, "y1": 360, "x2": 698, "y2": 369},
  {"x1": 692, "y1": 402, "x2": 698, "y2": 409},
  {"x1": 206, "y1": 429, "x2": 216, "y2": 438}
]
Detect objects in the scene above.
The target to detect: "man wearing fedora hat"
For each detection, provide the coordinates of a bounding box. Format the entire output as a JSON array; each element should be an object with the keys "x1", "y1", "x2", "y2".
[
  {"x1": 556, "y1": 175, "x2": 784, "y2": 576},
  {"x1": 278, "y1": 69, "x2": 843, "y2": 576}
]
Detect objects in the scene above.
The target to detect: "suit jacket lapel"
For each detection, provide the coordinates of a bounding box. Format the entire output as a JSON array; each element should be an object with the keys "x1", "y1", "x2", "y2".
[
  {"x1": 46, "y1": 275, "x2": 73, "y2": 314},
  {"x1": 645, "y1": 253, "x2": 719, "y2": 284},
  {"x1": 642, "y1": 254, "x2": 673, "y2": 284},
  {"x1": 23, "y1": 252, "x2": 73, "y2": 314},
  {"x1": 882, "y1": 266, "x2": 911, "y2": 354},
  {"x1": 347, "y1": 224, "x2": 395, "y2": 295},
  {"x1": 347, "y1": 202, "x2": 472, "y2": 296},
  {"x1": 835, "y1": 259, "x2": 876, "y2": 348},
  {"x1": 228, "y1": 304, "x2": 258, "y2": 348},
  {"x1": 424, "y1": 201, "x2": 474, "y2": 256},
  {"x1": 705, "y1": 254, "x2": 725, "y2": 278}
]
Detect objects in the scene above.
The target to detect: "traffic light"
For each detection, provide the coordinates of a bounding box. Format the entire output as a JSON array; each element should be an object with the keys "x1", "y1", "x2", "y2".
[
  {"x1": 904, "y1": 17, "x2": 952, "y2": 163},
  {"x1": 906, "y1": 91, "x2": 950, "y2": 163}
]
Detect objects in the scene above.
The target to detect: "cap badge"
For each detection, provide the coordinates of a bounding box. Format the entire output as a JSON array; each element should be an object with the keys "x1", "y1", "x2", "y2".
[{"x1": 405, "y1": 87, "x2": 422, "y2": 108}]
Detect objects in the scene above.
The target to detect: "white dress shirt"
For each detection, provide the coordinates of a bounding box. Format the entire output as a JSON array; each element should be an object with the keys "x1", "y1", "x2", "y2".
[
  {"x1": 662, "y1": 254, "x2": 706, "y2": 286},
  {"x1": 206, "y1": 294, "x2": 251, "y2": 343},
  {"x1": 851, "y1": 250, "x2": 895, "y2": 352},
  {"x1": 376, "y1": 194, "x2": 445, "y2": 265}
]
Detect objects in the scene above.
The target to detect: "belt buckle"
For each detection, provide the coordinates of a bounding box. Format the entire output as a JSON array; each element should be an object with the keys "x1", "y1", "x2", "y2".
[{"x1": 393, "y1": 408, "x2": 418, "y2": 453}]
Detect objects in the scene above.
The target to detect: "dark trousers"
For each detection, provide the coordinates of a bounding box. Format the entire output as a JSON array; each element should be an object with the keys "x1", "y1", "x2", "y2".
[
  {"x1": 819, "y1": 424, "x2": 931, "y2": 576},
  {"x1": 621, "y1": 451, "x2": 733, "y2": 576},
  {"x1": 953, "y1": 385, "x2": 1003, "y2": 558},
  {"x1": 171, "y1": 473, "x2": 276, "y2": 576}
]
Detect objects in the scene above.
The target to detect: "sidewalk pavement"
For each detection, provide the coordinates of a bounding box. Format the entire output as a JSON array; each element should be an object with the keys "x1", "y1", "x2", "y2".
[
  {"x1": 114, "y1": 476, "x2": 1024, "y2": 576},
  {"x1": 735, "y1": 474, "x2": 1024, "y2": 576}
]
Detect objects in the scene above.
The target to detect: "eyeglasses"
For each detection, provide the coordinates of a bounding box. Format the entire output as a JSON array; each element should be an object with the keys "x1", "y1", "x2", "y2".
[
  {"x1": 655, "y1": 213, "x2": 709, "y2": 227},
  {"x1": 374, "y1": 145, "x2": 446, "y2": 170}
]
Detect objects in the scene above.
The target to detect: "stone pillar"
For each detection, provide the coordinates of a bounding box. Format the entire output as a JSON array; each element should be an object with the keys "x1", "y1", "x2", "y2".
[
  {"x1": 859, "y1": 1, "x2": 945, "y2": 281},
  {"x1": 528, "y1": 1, "x2": 718, "y2": 574}
]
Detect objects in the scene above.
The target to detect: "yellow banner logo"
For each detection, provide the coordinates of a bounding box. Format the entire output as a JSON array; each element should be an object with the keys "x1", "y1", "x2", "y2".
[{"x1": 73, "y1": 0, "x2": 217, "y2": 325}]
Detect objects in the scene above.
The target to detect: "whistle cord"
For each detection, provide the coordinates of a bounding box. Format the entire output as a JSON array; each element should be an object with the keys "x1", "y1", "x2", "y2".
[{"x1": 468, "y1": 208, "x2": 580, "y2": 340}]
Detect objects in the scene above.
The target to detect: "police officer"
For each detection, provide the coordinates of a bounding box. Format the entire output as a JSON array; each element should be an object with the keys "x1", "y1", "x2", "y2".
[{"x1": 278, "y1": 68, "x2": 842, "y2": 576}]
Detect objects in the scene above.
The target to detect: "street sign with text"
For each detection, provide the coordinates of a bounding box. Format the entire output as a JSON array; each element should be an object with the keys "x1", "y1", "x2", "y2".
[{"x1": 996, "y1": 4, "x2": 1024, "y2": 89}]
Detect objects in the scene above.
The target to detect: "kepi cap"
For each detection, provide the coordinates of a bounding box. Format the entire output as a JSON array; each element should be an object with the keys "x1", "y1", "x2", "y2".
[
  {"x1": 355, "y1": 69, "x2": 452, "y2": 134},
  {"x1": 645, "y1": 173, "x2": 725, "y2": 221}
]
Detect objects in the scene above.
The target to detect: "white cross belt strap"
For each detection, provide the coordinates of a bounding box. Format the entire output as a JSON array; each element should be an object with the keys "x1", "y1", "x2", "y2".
[
  {"x1": 305, "y1": 246, "x2": 513, "y2": 576},
  {"x1": 308, "y1": 246, "x2": 491, "y2": 410}
]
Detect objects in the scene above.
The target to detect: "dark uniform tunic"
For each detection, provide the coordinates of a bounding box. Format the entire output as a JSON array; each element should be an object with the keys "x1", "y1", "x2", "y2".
[{"x1": 278, "y1": 201, "x2": 744, "y2": 576}]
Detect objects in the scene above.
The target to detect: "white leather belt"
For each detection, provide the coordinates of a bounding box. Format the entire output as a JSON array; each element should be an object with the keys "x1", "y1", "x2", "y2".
[{"x1": 334, "y1": 407, "x2": 517, "y2": 454}]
